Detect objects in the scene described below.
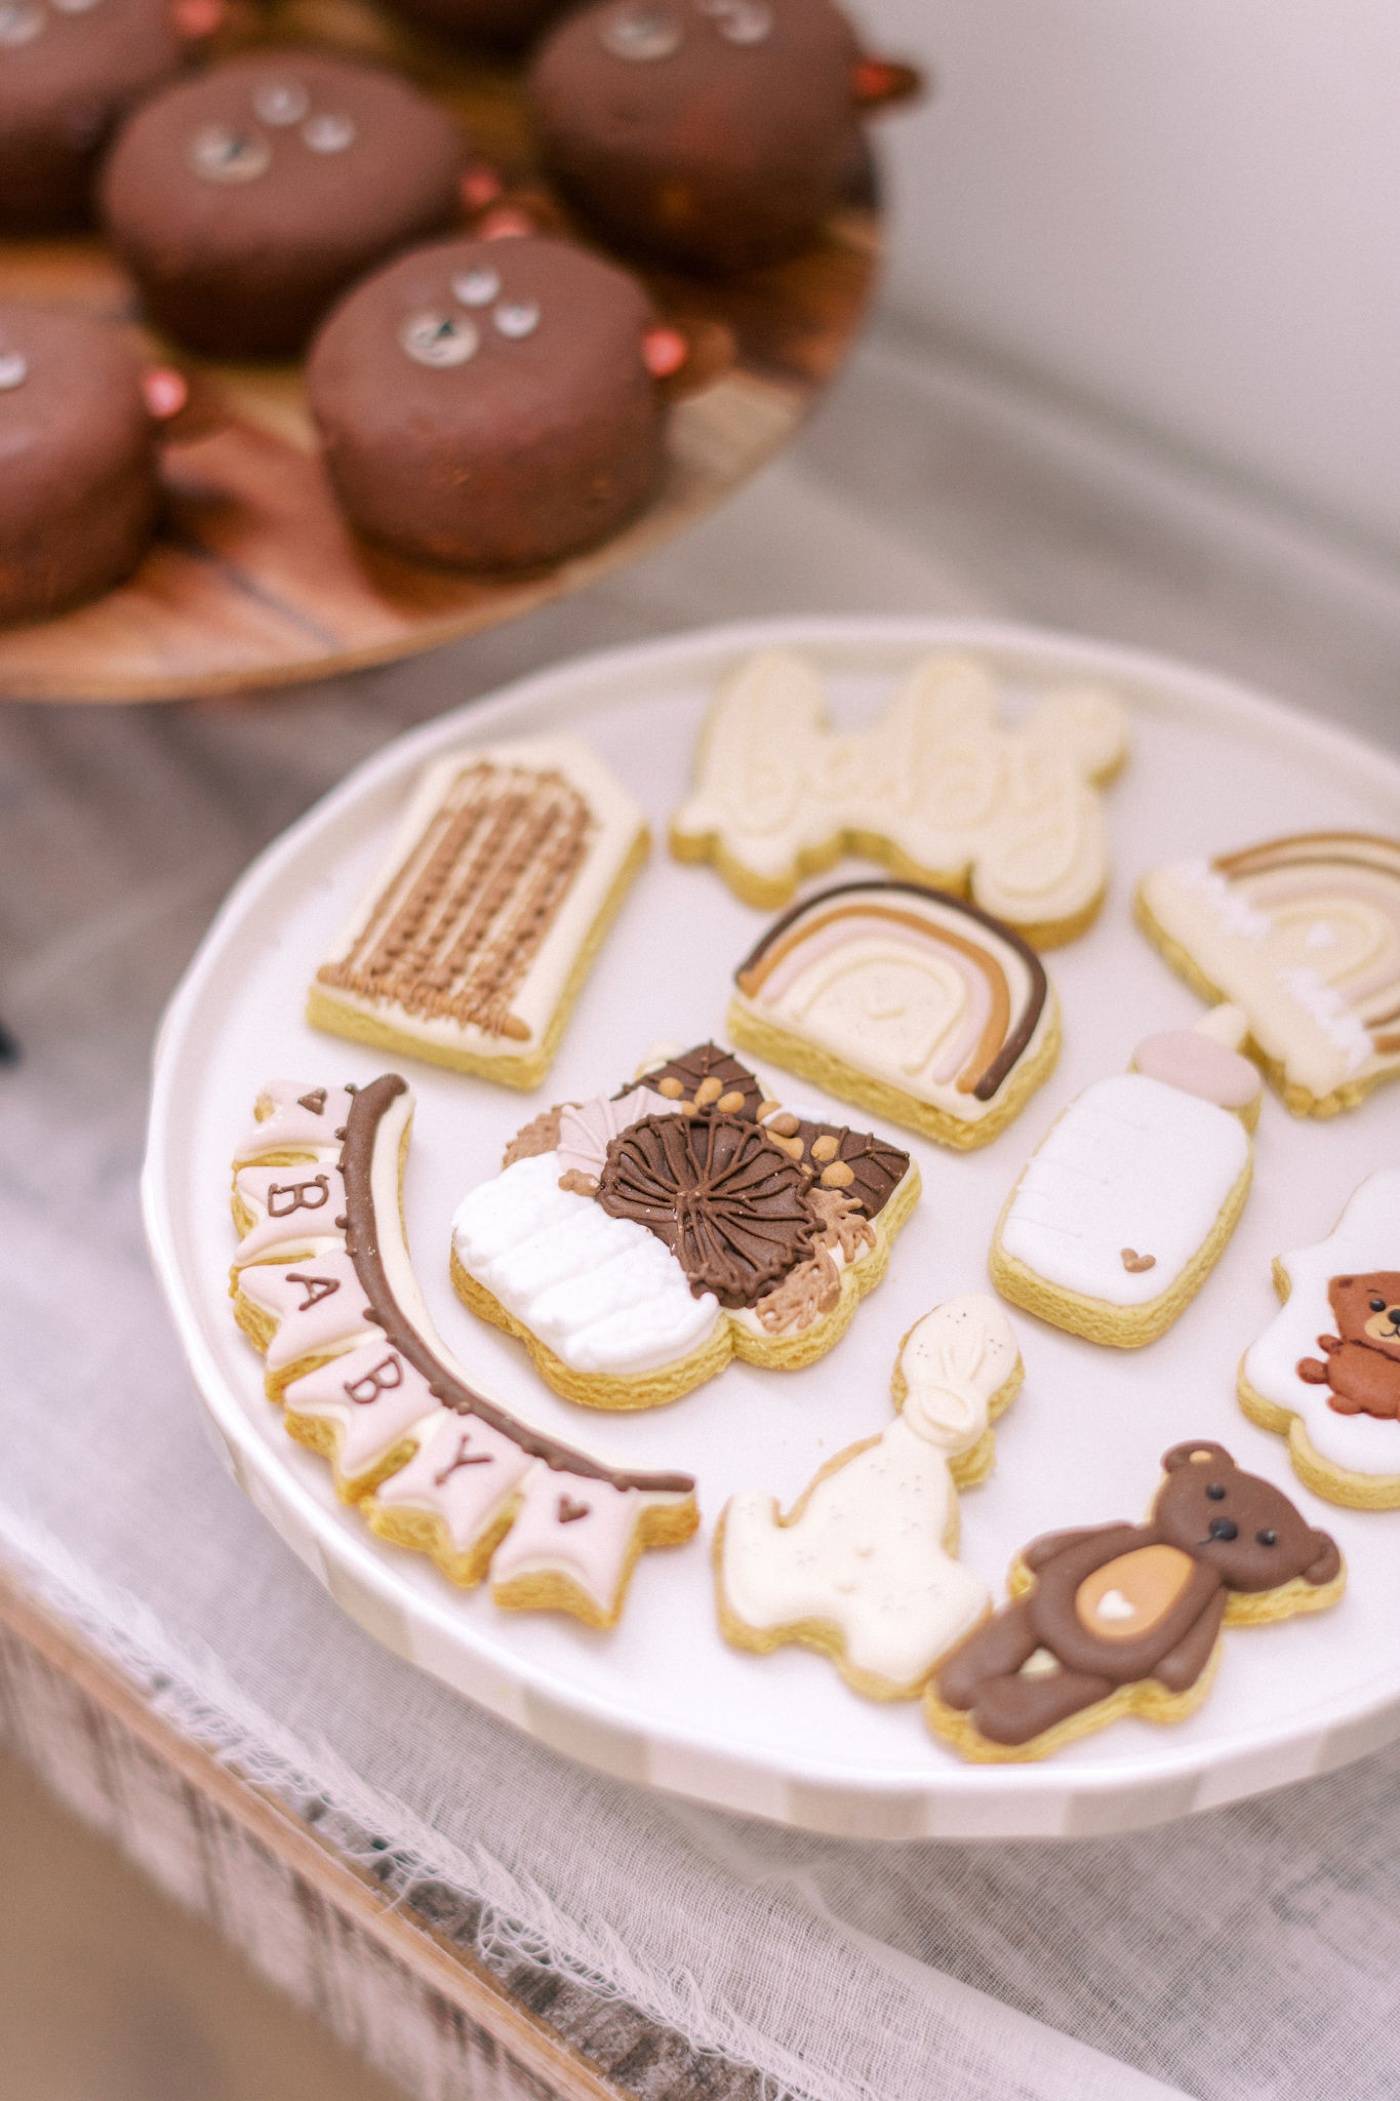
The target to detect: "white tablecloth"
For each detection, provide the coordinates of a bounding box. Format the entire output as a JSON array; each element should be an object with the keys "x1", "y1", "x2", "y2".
[{"x1": 5, "y1": 332, "x2": 1400, "y2": 2101}]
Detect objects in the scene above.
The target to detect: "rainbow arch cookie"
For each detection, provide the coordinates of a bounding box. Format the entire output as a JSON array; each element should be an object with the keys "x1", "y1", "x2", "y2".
[{"x1": 1137, "y1": 831, "x2": 1400, "y2": 1117}]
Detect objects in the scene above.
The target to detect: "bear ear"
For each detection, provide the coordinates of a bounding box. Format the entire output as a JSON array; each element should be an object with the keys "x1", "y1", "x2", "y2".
[
  {"x1": 1304, "y1": 1530, "x2": 1343, "y2": 1587},
  {"x1": 1161, "y1": 1440, "x2": 1234, "y2": 1473},
  {"x1": 1334, "y1": 1276, "x2": 1354, "y2": 1290}
]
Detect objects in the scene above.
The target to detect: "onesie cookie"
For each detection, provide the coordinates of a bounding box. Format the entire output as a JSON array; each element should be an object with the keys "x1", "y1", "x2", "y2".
[
  {"x1": 990, "y1": 1007, "x2": 1262, "y2": 1347},
  {"x1": 715, "y1": 1295, "x2": 1021, "y2": 1700},
  {"x1": 1137, "y1": 832, "x2": 1400, "y2": 1118},
  {"x1": 450, "y1": 1041, "x2": 918, "y2": 1410},
  {"x1": 926, "y1": 1441, "x2": 1344, "y2": 1762},
  {"x1": 528, "y1": 0, "x2": 915, "y2": 271},
  {"x1": 670, "y1": 650, "x2": 1129, "y2": 944},
  {"x1": 307, "y1": 736, "x2": 647, "y2": 1089},
  {"x1": 1239, "y1": 1172, "x2": 1400, "y2": 1509},
  {"x1": 728, "y1": 880, "x2": 1060, "y2": 1148},
  {"x1": 307, "y1": 233, "x2": 696, "y2": 571},
  {"x1": 230, "y1": 1076, "x2": 698, "y2": 1628},
  {"x1": 0, "y1": 0, "x2": 203, "y2": 231},
  {"x1": 101, "y1": 53, "x2": 468, "y2": 357}
]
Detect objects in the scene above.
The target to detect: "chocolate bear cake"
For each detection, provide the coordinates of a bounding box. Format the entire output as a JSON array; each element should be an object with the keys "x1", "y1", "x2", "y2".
[
  {"x1": 307, "y1": 233, "x2": 677, "y2": 571},
  {"x1": 100, "y1": 51, "x2": 469, "y2": 357}
]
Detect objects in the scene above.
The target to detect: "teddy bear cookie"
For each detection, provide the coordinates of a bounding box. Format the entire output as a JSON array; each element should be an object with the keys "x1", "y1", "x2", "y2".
[
  {"x1": 230, "y1": 1076, "x2": 699, "y2": 1628},
  {"x1": 1239, "y1": 1171, "x2": 1400, "y2": 1510},
  {"x1": 100, "y1": 52, "x2": 469, "y2": 357},
  {"x1": 0, "y1": 305, "x2": 189, "y2": 624},
  {"x1": 728, "y1": 879, "x2": 1061, "y2": 1148},
  {"x1": 307, "y1": 736, "x2": 647, "y2": 1088},
  {"x1": 450, "y1": 1041, "x2": 918, "y2": 1410},
  {"x1": 1137, "y1": 831, "x2": 1400, "y2": 1118},
  {"x1": 0, "y1": 0, "x2": 207, "y2": 231},
  {"x1": 306, "y1": 232, "x2": 707, "y2": 570},
  {"x1": 990, "y1": 1007, "x2": 1262, "y2": 1347},
  {"x1": 527, "y1": 0, "x2": 915, "y2": 272},
  {"x1": 670, "y1": 650, "x2": 1129, "y2": 944},
  {"x1": 925, "y1": 1441, "x2": 1344, "y2": 1762},
  {"x1": 715, "y1": 1295, "x2": 1022, "y2": 1700}
]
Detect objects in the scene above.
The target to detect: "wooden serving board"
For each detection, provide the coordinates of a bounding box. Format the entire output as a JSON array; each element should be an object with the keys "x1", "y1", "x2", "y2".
[{"x1": 0, "y1": 0, "x2": 883, "y2": 703}]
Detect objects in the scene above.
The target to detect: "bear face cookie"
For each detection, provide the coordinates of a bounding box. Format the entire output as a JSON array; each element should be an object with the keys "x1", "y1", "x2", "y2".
[
  {"x1": 1239, "y1": 1171, "x2": 1400, "y2": 1510},
  {"x1": 450, "y1": 1041, "x2": 918, "y2": 1410},
  {"x1": 100, "y1": 52, "x2": 469, "y2": 357},
  {"x1": 926, "y1": 1441, "x2": 1344, "y2": 1762},
  {"x1": 307, "y1": 234, "x2": 680, "y2": 571}
]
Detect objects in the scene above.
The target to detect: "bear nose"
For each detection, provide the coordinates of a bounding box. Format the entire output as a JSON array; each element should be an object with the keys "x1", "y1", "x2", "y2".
[
  {"x1": 1388, "y1": 1307, "x2": 1400, "y2": 1326},
  {"x1": 1208, "y1": 1517, "x2": 1239, "y2": 1541}
]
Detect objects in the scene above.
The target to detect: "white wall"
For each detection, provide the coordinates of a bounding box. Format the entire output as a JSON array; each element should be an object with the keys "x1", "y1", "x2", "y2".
[{"x1": 864, "y1": 0, "x2": 1400, "y2": 553}]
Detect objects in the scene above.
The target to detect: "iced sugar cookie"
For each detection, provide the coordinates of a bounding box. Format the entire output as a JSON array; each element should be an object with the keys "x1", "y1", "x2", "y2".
[
  {"x1": 715, "y1": 1295, "x2": 1021, "y2": 1700},
  {"x1": 1136, "y1": 832, "x2": 1400, "y2": 1118},
  {"x1": 926, "y1": 1441, "x2": 1343, "y2": 1763},
  {"x1": 450, "y1": 1041, "x2": 918, "y2": 1410},
  {"x1": 670, "y1": 649, "x2": 1129, "y2": 944},
  {"x1": 230, "y1": 1076, "x2": 698, "y2": 1628},
  {"x1": 308, "y1": 737, "x2": 647, "y2": 1089},
  {"x1": 990, "y1": 1007, "x2": 1261, "y2": 1347},
  {"x1": 1239, "y1": 1171, "x2": 1400, "y2": 1509},
  {"x1": 728, "y1": 879, "x2": 1060, "y2": 1148}
]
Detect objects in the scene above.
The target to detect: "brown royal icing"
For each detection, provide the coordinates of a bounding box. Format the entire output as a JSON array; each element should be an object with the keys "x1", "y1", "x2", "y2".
[{"x1": 1297, "y1": 1271, "x2": 1400, "y2": 1420}]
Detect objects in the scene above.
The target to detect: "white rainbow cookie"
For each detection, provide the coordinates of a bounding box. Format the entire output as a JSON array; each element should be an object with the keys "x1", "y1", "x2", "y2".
[
  {"x1": 308, "y1": 737, "x2": 648, "y2": 1089},
  {"x1": 229, "y1": 1078, "x2": 698, "y2": 1629},
  {"x1": 1137, "y1": 831, "x2": 1400, "y2": 1117},
  {"x1": 669, "y1": 649, "x2": 1129, "y2": 945},
  {"x1": 450, "y1": 1042, "x2": 920, "y2": 1412},
  {"x1": 727, "y1": 879, "x2": 1060, "y2": 1148},
  {"x1": 1239, "y1": 1172, "x2": 1400, "y2": 1510},
  {"x1": 714, "y1": 1295, "x2": 1023, "y2": 1701},
  {"x1": 990, "y1": 1007, "x2": 1262, "y2": 1347}
]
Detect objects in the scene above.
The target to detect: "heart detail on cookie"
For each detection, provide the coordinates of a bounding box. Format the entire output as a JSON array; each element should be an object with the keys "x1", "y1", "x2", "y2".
[
  {"x1": 1095, "y1": 1588, "x2": 1136, "y2": 1622},
  {"x1": 1121, "y1": 1248, "x2": 1157, "y2": 1274},
  {"x1": 557, "y1": 1494, "x2": 590, "y2": 1525}
]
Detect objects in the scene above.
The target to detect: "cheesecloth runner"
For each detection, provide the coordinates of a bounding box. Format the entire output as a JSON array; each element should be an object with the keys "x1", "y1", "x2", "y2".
[{"x1": 5, "y1": 343, "x2": 1400, "y2": 2101}]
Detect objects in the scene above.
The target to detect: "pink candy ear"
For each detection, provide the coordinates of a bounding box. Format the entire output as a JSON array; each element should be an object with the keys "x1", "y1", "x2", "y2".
[
  {"x1": 479, "y1": 207, "x2": 535, "y2": 241},
  {"x1": 642, "y1": 326, "x2": 689, "y2": 381},
  {"x1": 143, "y1": 367, "x2": 188, "y2": 423},
  {"x1": 171, "y1": 0, "x2": 222, "y2": 38},
  {"x1": 851, "y1": 56, "x2": 924, "y2": 111},
  {"x1": 459, "y1": 162, "x2": 504, "y2": 214}
]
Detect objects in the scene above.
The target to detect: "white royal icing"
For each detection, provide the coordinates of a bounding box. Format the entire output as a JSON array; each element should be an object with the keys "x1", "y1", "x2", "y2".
[
  {"x1": 1243, "y1": 1171, "x2": 1400, "y2": 1482},
  {"x1": 719, "y1": 1295, "x2": 1018, "y2": 1690}
]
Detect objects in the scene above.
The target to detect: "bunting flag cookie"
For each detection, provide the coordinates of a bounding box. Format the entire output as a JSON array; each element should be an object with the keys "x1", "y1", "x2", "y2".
[
  {"x1": 307, "y1": 736, "x2": 648, "y2": 1088},
  {"x1": 669, "y1": 649, "x2": 1129, "y2": 945},
  {"x1": 727, "y1": 880, "x2": 1060, "y2": 1147},
  {"x1": 450, "y1": 1042, "x2": 919, "y2": 1411},
  {"x1": 990, "y1": 1007, "x2": 1262, "y2": 1347},
  {"x1": 715, "y1": 1295, "x2": 1022, "y2": 1700},
  {"x1": 1238, "y1": 1172, "x2": 1400, "y2": 1509},
  {"x1": 1136, "y1": 831, "x2": 1400, "y2": 1117},
  {"x1": 926, "y1": 1442, "x2": 1344, "y2": 1763},
  {"x1": 230, "y1": 1078, "x2": 698, "y2": 1629}
]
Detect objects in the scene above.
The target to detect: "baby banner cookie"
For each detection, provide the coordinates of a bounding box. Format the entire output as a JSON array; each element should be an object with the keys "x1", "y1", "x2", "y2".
[{"x1": 670, "y1": 649, "x2": 1129, "y2": 945}]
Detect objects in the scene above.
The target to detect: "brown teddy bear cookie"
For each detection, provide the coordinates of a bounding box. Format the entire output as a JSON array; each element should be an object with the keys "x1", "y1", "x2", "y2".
[
  {"x1": 378, "y1": 0, "x2": 568, "y2": 50},
  {"x1": 307, "y1": 232, "x2": 700, "y2": 571},
  {"x1": 1297, "y1": 1273, "x2": 1400, "y2": 1420},
  {"x1": 527, "y1": 0, "x2": 913, "y2": 271},
  {"x1": 925, "y1": 1441, "x2": 1344, "y2": 1762},
  {"x1": 100, "y1": 51, "x2": 469, "y2": 357},
  {"x1": 0, "y1": 0, "x2": 203, "y2": 232},
  {"x1": 0, "y1": 304, "x2": 182, "y2": 624}
]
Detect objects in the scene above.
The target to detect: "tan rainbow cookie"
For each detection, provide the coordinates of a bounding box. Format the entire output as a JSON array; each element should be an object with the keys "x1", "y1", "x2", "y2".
[
  {"x1": 450, "y1": 1042, "x2": 920, "y2": 1412},
  {"x1": 1136, "y1": 831, "x2": 1400, "y2": 1117},
  {"x1": 670, "y1": 649, "x2": 1129, "y2": 945},
  {"x1": 727, "y1": 879, "x2": 1060, "y2": 1148},
  {"x1": 715, "y1": 1295, "x2": 1022, "y2": 1701},
  {"x1": 230, "y1": 1078, "x2": 698, "y2": 1629},
  {"x1": 308, "y1": 736, "x2": 648, "y2": 1089}
]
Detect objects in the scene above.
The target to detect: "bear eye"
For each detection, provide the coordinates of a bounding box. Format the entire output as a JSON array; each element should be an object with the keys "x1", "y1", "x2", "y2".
[
  {"x1": 1206, "y1": 1483, "x2": 1227, "y2": 1501},
  {"x1": 1255, "y1": 1528, "x2": 1278, "y2": 1547},
  {"x1": 1370, "y1": 1296, "x2": 1386, "y2": 1313}
]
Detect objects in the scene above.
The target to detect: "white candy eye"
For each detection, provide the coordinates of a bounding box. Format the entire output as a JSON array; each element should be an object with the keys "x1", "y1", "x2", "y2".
[
  {"x1": 452, "y1": 267, "x2": 501, "y2": 308},
  {"x1": 0, "y1": 0, "x2": 44, "y2": 44},
  {"x1": 715, "y1": 0, "x2": 772, "y2": 43},
  {"x1": 400, "y1": 311, "x2": 480, "y2": 368},
  {"x1": 600, "y1": 1, "x2": 682, "y2": 61},
  {"x1": 302, "y1": 112, "x2": 355, "y2": 154},
  {"x1": 493, "y1": 301, "x2": 540, "y2": 340},
  {"x1": 52, "y1": 0, "x2": 105, "y2": 14},
  {"x1": 0, "y1": 351, "x2": 29, "y2": 392},
  {"x1": 188, "y1": 125, "x2": 271, "y2": 183},
  {"x1": 253, "y1": 81, "x2": 309, "y2": 126}
]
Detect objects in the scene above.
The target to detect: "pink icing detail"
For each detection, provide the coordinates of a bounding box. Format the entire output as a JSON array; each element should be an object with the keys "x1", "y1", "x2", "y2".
[
  {"x1": 281, "y1": 1341, "x2": 437, "y2": 1475},
  {"x1": 235, "y1": 1082, "x2": 358, "y2": 1164},
  {"x1": 237, "y1": 1247, "x2": 369, "y2": 1372},
  {"x1": 1133, "y1": 1030, "x2": 1262, "y2": 1111},
  {"x1": 489, "y1": 1467, "x2": 654, "y2": 1611},
  {"x1": 374, "y1": 1412, "x2": 535, "y2": 1551},
  {"x1": 233, "y1": 1162, "x2": 346, "y2": 1265}
]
